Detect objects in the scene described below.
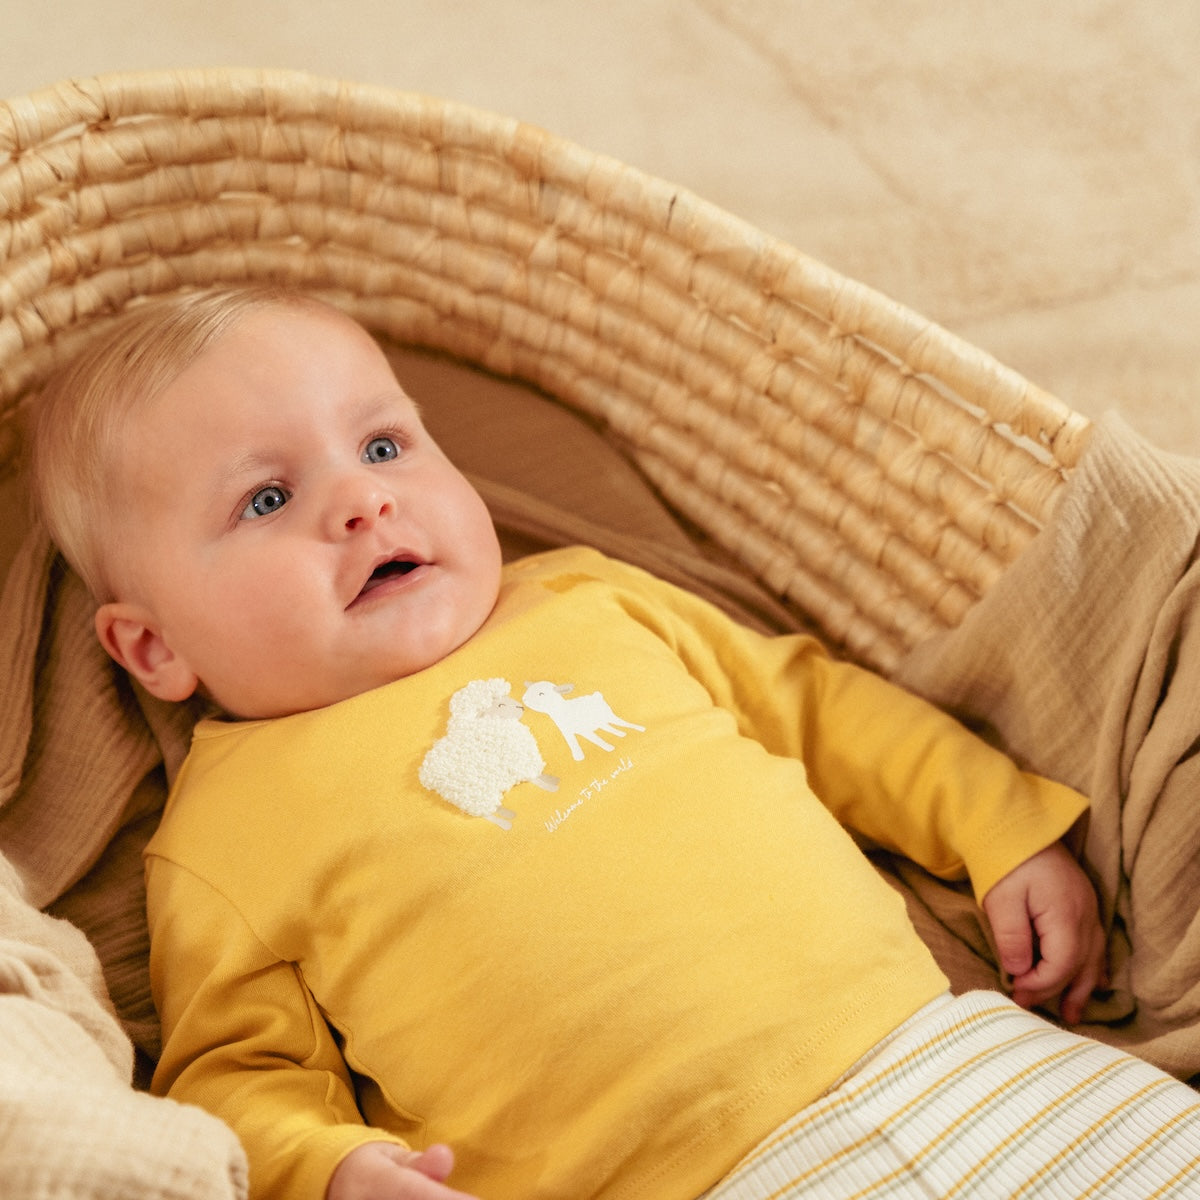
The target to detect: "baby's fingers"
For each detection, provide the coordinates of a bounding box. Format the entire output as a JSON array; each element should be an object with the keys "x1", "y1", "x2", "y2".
[
  {"x1": 988, "y1": 904, "x2": 1036, "y2": 981},
  {"x1": 1010, "y1": 923, "x2": 1107, "y2": 1024},
  {"x1": 327, "y1": 1142, "x2": 481, "y2": 1200},
  {"x1": 406, "y1": 1144, "x2": 456, "y2": 1183},
  {"x1": 1058, "y1": 923, "x2": 1108, "y2": 1024}
]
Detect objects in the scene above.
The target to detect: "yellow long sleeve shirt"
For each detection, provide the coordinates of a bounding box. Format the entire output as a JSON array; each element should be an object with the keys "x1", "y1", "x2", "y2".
[{"x1": 146, "y1": 546, "x2": 1087, "y2": 1200}]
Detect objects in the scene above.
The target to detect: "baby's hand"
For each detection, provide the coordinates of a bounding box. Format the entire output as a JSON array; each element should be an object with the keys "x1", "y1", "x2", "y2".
[
  {"x1": 981, "y1": 840, "x2": 1107, "y2": 1025},
  {"x1": 327, "y1": 1142, "x2": 481, "y2": 1200}
]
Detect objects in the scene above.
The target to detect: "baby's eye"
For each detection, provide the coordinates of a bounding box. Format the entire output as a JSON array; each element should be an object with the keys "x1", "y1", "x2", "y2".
[
  {"x1": 241, "y1": 485, "x2": 290, "y2": 520},
  {"x1": 363, "y1": 436, "x2": 400, "y2": 464}
]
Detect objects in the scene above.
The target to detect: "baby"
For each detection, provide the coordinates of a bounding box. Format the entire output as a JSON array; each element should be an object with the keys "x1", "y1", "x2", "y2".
[{"x1": 32, "y1": 287, "x2": 1200, "y2": 1200}]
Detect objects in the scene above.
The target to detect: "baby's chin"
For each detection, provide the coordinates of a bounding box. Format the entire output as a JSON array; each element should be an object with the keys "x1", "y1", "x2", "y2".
[
  {"x1": 208, "y1": 681, "x2": 375, "y2": 722},
  {"x1": 199, "y1": 676, "x2": 349, "y2": 722},
  {"x1": 202, "y1": 589, "x2": 500, "y2": 719},
  {"x1": 205, "y1": 649, "x2": 468, "y2": 721}
]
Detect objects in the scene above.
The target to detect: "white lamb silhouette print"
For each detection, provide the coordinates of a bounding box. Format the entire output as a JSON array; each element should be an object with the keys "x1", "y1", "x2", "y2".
[
  {"x1": 419, "y1": 678, "x2": 558, "y2": 830},
  {"x1": 521, "y1": 680, "x2": 645, "y2": 761}
]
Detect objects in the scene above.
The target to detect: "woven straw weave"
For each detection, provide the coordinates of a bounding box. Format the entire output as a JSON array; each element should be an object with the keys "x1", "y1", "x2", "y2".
[{"x1": 0, "y1": 68, "x2": 1091, "y2": 672}]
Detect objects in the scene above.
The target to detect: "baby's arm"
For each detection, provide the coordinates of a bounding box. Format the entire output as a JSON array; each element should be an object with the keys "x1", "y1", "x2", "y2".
[
  {"x1": 602, "y1": 559, "x2": 1106, "y2": 1017},
  {"x1": 981, "y1": 840, "x2": 1107, "y2": 1025},
  {"x1": 148, "y1": 857, "x2": 426, "y2": 1197},
  {"x1": 328, "y1": 1143, "x2": 480, "y2": 1200}
]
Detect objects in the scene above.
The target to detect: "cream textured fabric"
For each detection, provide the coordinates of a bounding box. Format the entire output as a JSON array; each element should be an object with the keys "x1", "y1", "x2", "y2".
[{"x1": 896, "y1": 413, "x2": 1200, "y2": 1080}]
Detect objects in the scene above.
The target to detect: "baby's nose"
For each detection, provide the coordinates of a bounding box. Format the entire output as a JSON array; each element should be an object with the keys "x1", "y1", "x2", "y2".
[{"x1": 327, "y1": 475, "x2": 396, "y2": 536}]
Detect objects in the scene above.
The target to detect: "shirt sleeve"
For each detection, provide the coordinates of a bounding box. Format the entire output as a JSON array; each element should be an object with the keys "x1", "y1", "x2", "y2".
[
  {"x1": 146, "y1": 854, "x2": 407, "y2": 1198},
  {"x1": 603, "y1": 553, "x2": 1089, "y2": 901}
]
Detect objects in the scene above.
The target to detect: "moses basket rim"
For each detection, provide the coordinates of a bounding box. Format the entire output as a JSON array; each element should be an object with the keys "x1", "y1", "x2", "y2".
[{"x1": 0, "y1": 66, "x2": 1092, "y2": 673}]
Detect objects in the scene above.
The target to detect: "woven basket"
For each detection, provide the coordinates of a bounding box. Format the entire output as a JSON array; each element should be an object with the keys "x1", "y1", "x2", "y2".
[{"x1": 0, "y1": 67, "x2": 1091, "y2": 673}]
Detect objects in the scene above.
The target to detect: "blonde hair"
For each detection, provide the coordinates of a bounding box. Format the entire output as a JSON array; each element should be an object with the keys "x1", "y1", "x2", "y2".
[{"x1": 31, "y1": 285, "x2": 329, "y2": 602}]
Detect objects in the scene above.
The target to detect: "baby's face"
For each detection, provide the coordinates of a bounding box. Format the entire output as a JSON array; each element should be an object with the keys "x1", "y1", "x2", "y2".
[{"x1": 112, "y1": 304, "x2": 503, "y2": 718}]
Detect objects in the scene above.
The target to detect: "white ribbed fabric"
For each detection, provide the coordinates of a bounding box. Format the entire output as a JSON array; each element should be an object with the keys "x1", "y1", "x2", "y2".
[{"x1": 704, "y1": 991, "x2": 1200, "y2": 1199}]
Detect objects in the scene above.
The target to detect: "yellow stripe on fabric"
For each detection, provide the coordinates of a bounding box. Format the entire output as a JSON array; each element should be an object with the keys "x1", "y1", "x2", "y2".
[
  {"x1": 856, "y1": 1049, "x2": 1094, "y2": 1198},
  {"x1": 1083, "y1": 1103, "x2": 1200, "y2": 1199},
  {"x1": 1142, "y1": 1146, "x2": 1200, "y2": 1200},
  {"x1": 730, "y1": 1003, "x2": 1062, "y2": 1199},
  {"x1": 952, "y1": 1063, "x2": 1168, "y2": 1200},
  {"x1": 834, "y1": 1046, "x2": 1104, "y2": 1200}
]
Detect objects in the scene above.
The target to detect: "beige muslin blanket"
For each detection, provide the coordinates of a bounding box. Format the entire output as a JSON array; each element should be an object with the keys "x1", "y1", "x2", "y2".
[{"x1": 896, "y1": 413, "x2": 1200, "y2": 1081}]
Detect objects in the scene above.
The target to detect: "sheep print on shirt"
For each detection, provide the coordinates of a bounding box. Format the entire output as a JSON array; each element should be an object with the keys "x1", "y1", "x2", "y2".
[{"x1": 144, "y1": 546, "x2": 1088, "y2": 1200}]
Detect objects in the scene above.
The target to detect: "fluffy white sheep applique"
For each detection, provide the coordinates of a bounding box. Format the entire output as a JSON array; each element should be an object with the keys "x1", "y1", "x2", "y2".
[{"x1": 419, "y1": 678, "x2": 559, "y2": 829}]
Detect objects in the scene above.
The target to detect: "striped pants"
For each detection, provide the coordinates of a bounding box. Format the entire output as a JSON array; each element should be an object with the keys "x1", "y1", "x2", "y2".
[{"x1": 704, "y1": 991, "x2": 1200, "y2": 1199}]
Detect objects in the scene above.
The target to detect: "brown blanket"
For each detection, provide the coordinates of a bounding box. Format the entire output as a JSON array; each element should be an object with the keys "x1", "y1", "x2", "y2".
[
  {"x1": 0, "y1": 530, "x2": 249, "y2": 1198},
  {"x1": 896, "y1": 413, "x2": 1200, "y2": 1081}
]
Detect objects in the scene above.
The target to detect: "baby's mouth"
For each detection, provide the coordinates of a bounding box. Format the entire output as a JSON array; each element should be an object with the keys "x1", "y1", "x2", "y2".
[{"x1": 356, "y1": 557, "x2": 421, "y2": 601}]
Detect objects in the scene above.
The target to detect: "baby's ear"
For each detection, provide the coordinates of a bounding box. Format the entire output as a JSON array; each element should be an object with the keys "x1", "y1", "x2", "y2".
[{"x1": 94, "y1": 602, "x2": 199, "y2": 702}]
